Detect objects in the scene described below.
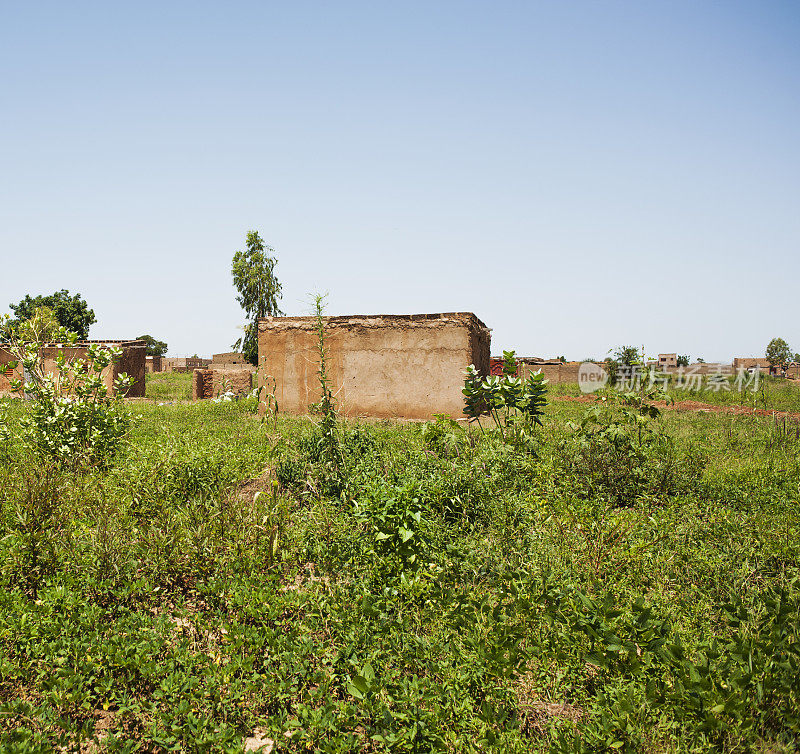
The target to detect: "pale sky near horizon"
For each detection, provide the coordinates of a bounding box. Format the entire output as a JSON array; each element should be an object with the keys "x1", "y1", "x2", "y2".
[{"x1": 1, "y1": 1, "x2": 798, "y2": 361}]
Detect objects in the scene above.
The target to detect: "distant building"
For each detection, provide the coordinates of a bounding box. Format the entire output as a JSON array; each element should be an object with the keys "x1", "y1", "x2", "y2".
[
  {"x1": 145, "y1": 355, "x2": 163, "y2": 373},
  {"x1": 162, "y1": 356, "x2": 211, "y2": 372},
  {"x1": 733, "y1": 357, "x2": 771, "y2": 373},
  {"x1": 211, "y1": 352, "x2": 249, "y2": 368},
  {"x1": 657, "y1": 353, "x2": 678, "y2": 369}
]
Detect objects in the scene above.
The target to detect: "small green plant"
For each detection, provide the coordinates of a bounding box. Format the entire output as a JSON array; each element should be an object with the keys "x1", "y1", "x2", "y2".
[
  {"x1": 307, "y1": 293, "x2": 346, "y2": 494},
  {"x1": 463, "y1": 350, "x2": 548, "y2": 448},
  {"x1": 420, "y1": 414, "x2": 469, "y2": 458},
  {"x1": 258, "y1": 372, "x2": 279, "y2": 429}
]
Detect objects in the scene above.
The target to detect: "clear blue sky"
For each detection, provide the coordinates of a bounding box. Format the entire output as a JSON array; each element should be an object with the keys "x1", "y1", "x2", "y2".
[{"x1": 2, "y1": 1, "x2": 798, "y2": 361}]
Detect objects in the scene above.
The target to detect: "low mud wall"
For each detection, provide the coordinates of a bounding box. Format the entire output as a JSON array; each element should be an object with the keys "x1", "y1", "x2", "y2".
[{"x1": 192, "y1": 368, "x2": 254, "y2": 400}]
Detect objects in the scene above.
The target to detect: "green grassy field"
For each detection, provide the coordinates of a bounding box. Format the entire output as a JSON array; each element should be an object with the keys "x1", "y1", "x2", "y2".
[
  {"x1": 1, "y1": 390, "x2": 798, "y2": 752},
  {"x1": 145, "y1": 372, "x2": 193, "y2": 402}
]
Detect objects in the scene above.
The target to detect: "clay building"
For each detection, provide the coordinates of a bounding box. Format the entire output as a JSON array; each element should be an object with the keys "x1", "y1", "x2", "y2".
[
  {"x1": 161, "y1": 356, "x2": 211, "y2": 372},
  {"x1": 257, "y1": 312, "x2": 490, "y2": 420},
  {"x1": 518, "y1": 358, "x2": 582, "y2": 384},
  {"x1": 733, "y1": 357, "x2": 772, "y2": 373},
  {"x1": 145, "y1": 355, "x2": 163, "y2": 373},
  {"x1": 489, "y1": 356, "x2": 583, "y2": 384},
  {"x1": 0, "y1": 339, "x2": 146, "y2": 397},
  {"x1": 211, "y1": 352, "x2": 249, "y2": 368}
]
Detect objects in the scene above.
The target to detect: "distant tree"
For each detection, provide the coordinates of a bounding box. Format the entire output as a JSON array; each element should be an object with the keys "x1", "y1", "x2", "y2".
[
  {"x1": 696, "y1": 358, "x2": 706, "y2": 364},
  {"x1": 556, "y1": 355, "x2": 566, "y2": 363},
  {"x1": 794, "y1": 353, "x2": 800, "y2": 364},
  {"x1": 137, "y1": 334, "x2": 168, "y2": 357},
  {"x1": 9, "y1": 289, "x2": 96, "y2": 339},
  {"x1": 677, "y1": 354, "x2": 690, "y2": 367},
  {"x1": 231, "y1": 230, "x2": 283, "y2": 365},
  {"x1": 766, "y1": 337, "x2": 792, "y2": 371},
  {"x1": 614, "y1": 345, "x2": 640, "y2": 367},
  {"x1": 605, "y1": 345, "x2": 640, "y2": 384}
]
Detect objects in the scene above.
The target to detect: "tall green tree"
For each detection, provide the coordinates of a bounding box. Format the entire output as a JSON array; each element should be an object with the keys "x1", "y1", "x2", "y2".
[
  {"x1": 766, "y1": 337, "x2": 792, "y2": 371},
  {"x1": 231, "y1": 230, "x2": 283, "y2": 365},
  {"x1": 136, "y1": 334, "x2": 168, "y2": 357},
  {"x1": 9, "y1": 290, "x2": 96, "y2": 339}
]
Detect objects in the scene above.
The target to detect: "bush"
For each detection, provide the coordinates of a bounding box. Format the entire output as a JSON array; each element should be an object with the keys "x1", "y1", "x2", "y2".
[
  {"x1": 561, "y1": 388, "x2": 705, "y2": 506},
  {"x1": 0, "y1": 319, "x2": 132, "y2": 470}
]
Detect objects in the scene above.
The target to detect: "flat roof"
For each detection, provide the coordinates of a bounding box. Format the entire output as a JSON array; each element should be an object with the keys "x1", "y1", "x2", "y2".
[{"x1": 258, "y1": 312, "x2": 490, "y2": 330}]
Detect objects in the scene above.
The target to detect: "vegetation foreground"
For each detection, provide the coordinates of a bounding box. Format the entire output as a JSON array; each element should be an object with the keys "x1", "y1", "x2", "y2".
[{"x1": 1, "y1": 376, "x2": 799, "y2": 752}]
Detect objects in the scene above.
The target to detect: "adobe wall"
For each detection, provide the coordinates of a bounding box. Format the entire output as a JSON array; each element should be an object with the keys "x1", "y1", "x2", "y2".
[
  {"x1": 517, "y1": 361, "x2": 582, "y2": 384},
  {"x1": 257, "y1": 313, "x2": 490, "y2": 420},
  {"x1": 162, "y1": 357, "x2": 211, "y2": 372},
  {"x1": 114, "y1": 342, "x2": 146, "y2": 397},
  {"x1": 211, "y1": 352, "x2": 248, "y2": 367},
  {"x1": 192, "y1": 368, "x2": 253, "y2": 400},
  {"x1": 145, "y1": 356, "x2": 163, "y2": 373}
]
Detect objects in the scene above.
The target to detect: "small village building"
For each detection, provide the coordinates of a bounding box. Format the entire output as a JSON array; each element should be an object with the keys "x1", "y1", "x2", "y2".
[{"x1": 257, "y1": 312, "x2": 490, "y2": 420}]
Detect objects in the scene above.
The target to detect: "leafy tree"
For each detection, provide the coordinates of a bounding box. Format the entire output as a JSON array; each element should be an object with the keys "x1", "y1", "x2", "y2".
[
  {"x1": 766, "y1": 337, "x2": 792, "y2": 371},
  {"x1": 9, "y1": 290, "x2": 96, "y2": 339},
  {"x1": 231, "y1": 230, "x2": 283, "y2": 365},
  {"x1": 677, "y1": 354, "x2": 690, "y2": 367},
  {"x1": 614, "y1": 345, "x2": 640, "y2": 366},
  {"x1": 604, "y1": 345, "x2": 641, "y2": 385},
  {"x1": 136, "y1": 334, "x2": 168, "y2": 357}
]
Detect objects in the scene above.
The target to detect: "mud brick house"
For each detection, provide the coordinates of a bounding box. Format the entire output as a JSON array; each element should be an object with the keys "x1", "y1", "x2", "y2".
[
  {"x1": 211, "y1": 352, "x2": 250, "y2": 368},
  {"x1": 733, "y1": 357, "x2": 770, "y2": 372},
  {"x1": 0, "y1": 339, "x2": 146, "y2": 397},
  {"x1": 490, "y1": 356, "x2": 583, "y2": 384},
  {"x1": 161, "y1": 356, "x2": 211, "y2": 372},
  {"x1": 145, "y1": 355, "x2": 163, "y2": 373},
  {"x1": 257, "y1": 313, "x2": 490, "y2": 420}
]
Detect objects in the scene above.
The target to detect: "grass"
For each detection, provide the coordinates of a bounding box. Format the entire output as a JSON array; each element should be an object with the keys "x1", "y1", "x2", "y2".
[
  {"x1": 0, "y1": 390, "x2": 798, "y2": 752},
  {"x1": 145, "y1": 371, "x2": 193, "y2": 402}
]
